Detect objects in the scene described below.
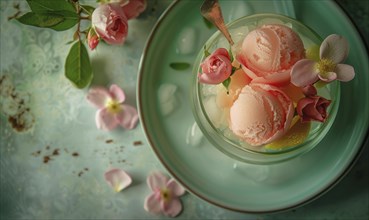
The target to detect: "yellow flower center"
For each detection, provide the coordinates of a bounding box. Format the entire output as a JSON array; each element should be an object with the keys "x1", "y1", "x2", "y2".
[
  {"x1": 105, "y1": 99, "x2": 121, "y2": 114},
  {"x1": 316, "y1": 58, "x2": 336, "y2": 76},
  {"x1": 160, "y1": 189, "x2": 171, "y2": 203}
]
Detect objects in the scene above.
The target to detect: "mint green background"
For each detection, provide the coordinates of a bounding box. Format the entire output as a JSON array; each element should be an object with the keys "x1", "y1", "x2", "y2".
[{"x1": 1, "y1": 0, "x2": 368, "y2": 219}]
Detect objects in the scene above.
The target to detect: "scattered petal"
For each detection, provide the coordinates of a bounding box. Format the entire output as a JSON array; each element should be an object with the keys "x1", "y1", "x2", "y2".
[
  {"x1": 144, "y1": 171, "x2": 186, "y2": 217},
  {"x1": 96, "y1": 108, "x2": 119, "y2": 131},
  {"x1": 144, "y1": 192, "x2": 162, "y2": 214},
  {"x1": 109, "y1": 84, "x2": 126, "y2": 103},
  {"x1": 334, "y1": 64, "x2": 355, "y2": 82},
  {"x1": 167, "y1": 179, "x2": 185, "y2": 197},
  {"x1": 290, "y1": 59, "x2": 319, "y2": 87},
  {"x1": 87, "y1": 87, "x2": 110, "y2": 108},
  {"x1": 116, "y1": 104, "x2": 139, "y2": 129},
  {"x1": 320, "y1": 34, "x2": 349, "y2": 64},
  {"x1": 162, "y1": 198, "x2": 182, "y2": 217},
  {"x1": 87, "y1": 84, "x2": 139, "y2": 131},
  {"x1": 147, "y1": 171, "x2": 169, "y2": 191},
  {"x1": 104, "y1": 168, "x2": 132, "y2": 192}
]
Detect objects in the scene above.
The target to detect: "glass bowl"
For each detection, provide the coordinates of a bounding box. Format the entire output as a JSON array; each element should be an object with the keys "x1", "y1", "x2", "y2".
[{"x1": 191, "y1": 13, "x2": 340, "y2": 164}]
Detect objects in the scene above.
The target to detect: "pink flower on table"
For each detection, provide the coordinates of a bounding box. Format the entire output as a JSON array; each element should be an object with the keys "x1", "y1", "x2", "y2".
[
  {"x1": 121, "y1": 0, "x2": 147, "y2": 20},
  {"x1": 104, "y1": 168, "x2": 132, "y2": 192},
  {"x1": 291, "y1": 34, "x2": 355, "y2": 87},
  {"x1": 198, "y1": 48, "x2": 232, "y2": 84},
  {"x1": 144, "y1": 171, "x2": 186, "y2": 217},
  {"x1": 87, "y1": 84, "x2": 139, "y2": 131},
  {"x1": 296, "y1": 85, "x2": 331, "y2": 123},
  {"x1": 91, "y1": 3, "x2": 128, "y2": 45}
]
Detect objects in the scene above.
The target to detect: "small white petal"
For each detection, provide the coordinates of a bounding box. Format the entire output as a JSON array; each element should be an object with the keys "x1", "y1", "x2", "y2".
[
  {"x1": 290, "y1": 59, "x2": 319, "y2": 87},
  {"x1": 104, "y1": 168, "x2": 132, "y2": 192},
  {"x1": 335, "y1": 64, "x2": 355, "y2": 82},
  {"x1": 320, "y1": 34, "x2": 349, "y2": 63},
  {"x1": 318, "y1": 71, "x2": 337, "y2": 82}
]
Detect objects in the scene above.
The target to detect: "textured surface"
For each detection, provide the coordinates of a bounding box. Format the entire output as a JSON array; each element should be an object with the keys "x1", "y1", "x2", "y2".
[{"x1": 1, "y1": 0, "x2": 368, "y2": 219}]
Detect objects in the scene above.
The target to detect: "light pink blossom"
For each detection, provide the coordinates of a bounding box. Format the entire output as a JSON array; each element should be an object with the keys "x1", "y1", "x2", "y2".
[
  {"x1": 198, "y1": 48, "x2": 232, "y2": 84},
  {"x1": 87, "y1": 84, "x2": 138, "y2": 131},
  {"x1": 144, "y1": 171, "x2": 186, "y2": 217},
  {"x1": 91, "y1": 3, "x2": 128, "y2": 45},
  {"x1": 104, "y1": 168, "x2": 132, "y2": 192},
  {"x1": 291, "y1": 34, "x2": 355, "y2": 87}
]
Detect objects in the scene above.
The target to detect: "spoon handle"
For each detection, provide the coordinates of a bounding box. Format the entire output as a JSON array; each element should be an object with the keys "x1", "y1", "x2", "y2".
[{"x1": 201, "y1": 0, "x2": 234, "y2": 45}]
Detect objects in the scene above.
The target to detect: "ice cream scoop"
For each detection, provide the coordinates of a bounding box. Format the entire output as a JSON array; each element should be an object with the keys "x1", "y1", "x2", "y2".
[
  {"x1": 236, "y1": 24, "x2": 305, "y2": 85},
  {"x1": 229, "y1": 83, "x2": 294, "y2": 146}
]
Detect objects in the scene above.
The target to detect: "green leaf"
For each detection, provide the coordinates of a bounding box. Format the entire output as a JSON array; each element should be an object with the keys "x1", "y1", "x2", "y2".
[
  {"x1": 65, "y1": 41, "x2": 93, "y2": 89},
  {"x1": 26, "y1": 0, "x2": 76, "y2": 13},
  {"x1": 202, "y1": 17, "x2": 213, "y2": 29},
  {"x1": 222, "y1": 77, "x2": 231, "y2": 93},
  {"x1": 231, "y1": 65, "x2": 240, "y2": 76},
  {"x1": 17, "y1": 12, "x2": 64, "y2": 28},
  {"x1": 51, "y1": 11, "x2": 79, "y2": 31},
  {"x1": 16, "y1": 11, "x2": 78, "y2": 31},
  {"x1": 170, "y1": 62, "x2": 191, "y2": 71},
  {"x1": 228, "y1": 46, "x2": 234, "y2": 62},
  {"x1": 203, "y1": 45, "x2": 211, "y2": 57}
]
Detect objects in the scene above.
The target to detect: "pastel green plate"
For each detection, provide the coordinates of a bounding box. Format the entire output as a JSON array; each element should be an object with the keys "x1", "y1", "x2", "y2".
[{"x1": 138, "y1": 0, "x2": 369, "y2": 213}]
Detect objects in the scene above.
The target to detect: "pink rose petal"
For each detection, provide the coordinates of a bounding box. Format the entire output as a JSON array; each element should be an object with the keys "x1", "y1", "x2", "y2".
[
  {"x1": 104, "y1": 168, "x2": 132, "y2": 192},
  {"x1": 92, "y1": 3, "x2": 128, "y2": 45},
  {"x1": 320, "y1": 34, "x2": 349, "y2": 64},
  {"x1": 212, "y1": 47, "x2": 231, "y2": 60},
  {"x1": 109, "y1": 84, "x2": 126, "y2": 103},
  {"x1": 116, "y1": 104, "x2": 139, "y2": 129},
  {"x1": 334, "y1": 64, "x2": 355, "y2": 82},
  {"x1": 122, "y1": 0, "x2": 147, "y2": 20},
  {"x1": 147, "y1": 171, "x2": 169, "y2": 191},
  {"x1": 96, "y1": 108, "x2": 119, "y2": 130},
  {"x1": 87, "y1": 87, "x2": 110, "y2": 108},
  {"x1": 290, "y1": 59, "x2": 319, "y2": 87}
]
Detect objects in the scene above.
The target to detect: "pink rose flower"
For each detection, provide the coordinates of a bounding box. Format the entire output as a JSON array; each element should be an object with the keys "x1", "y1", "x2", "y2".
[
  {"x1": 122, "y1": 0, "x2": 147, "y2": 20},
  {"x1": 297, "y1": 95, "x2": 331, "y2": 123},
  {"x1": 87, "y1": 28, "x2": 99, "y2": 50},
  {"x1": 86, "y1": 84, "x2": 139, "y2": 131},
  {"x1": 198, "y1": 48, "x2": 232, "y2": 84},
  {"x1": 144, "y1": 171, "x2": 186, "y2": 217},
  {"x1": 92, "y1": 3, "x2": 128, "y2": 45}
]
